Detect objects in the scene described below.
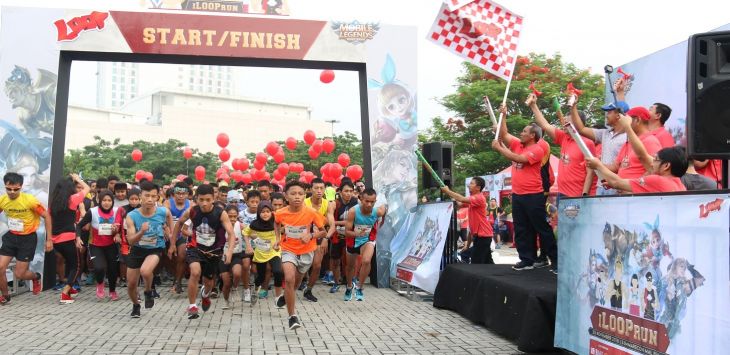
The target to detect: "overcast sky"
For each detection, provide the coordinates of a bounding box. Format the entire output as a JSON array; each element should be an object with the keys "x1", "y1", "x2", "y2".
[{"x1": 4, "y1": 0, "x2": 730, "y2": 134}]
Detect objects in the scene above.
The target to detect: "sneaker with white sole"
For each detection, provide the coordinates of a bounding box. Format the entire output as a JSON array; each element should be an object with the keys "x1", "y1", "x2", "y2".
[
  {"x1": 275, "y1": 294, "x2": 286, "y2": 309},
  {"x1": 243, "y1": 288, "x2": 251, "y2": 302},
  {"x1": 250, "y1": 287, "x2": 259, "y2": 306},
  {"x1": 288, "y1": 315, "x2": 302, "y2": 330},
  {"x1": 533, "y1": 259, "x2": 550, "y2": 269},
  {"x1": 512, "y1": 261, "x2": 534, "y2": 271},
  {"x1": 187, "y1": 304, "x2": 200, "y2": 319}
]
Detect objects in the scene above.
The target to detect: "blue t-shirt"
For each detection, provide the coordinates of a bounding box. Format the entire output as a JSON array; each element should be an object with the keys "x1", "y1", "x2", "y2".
[
  {"x1": 128, "y1": 207, "x2": 168, "y2": 249},
  {"x1": 353, "y1": 205, "x2": 378, "y2": 247}
]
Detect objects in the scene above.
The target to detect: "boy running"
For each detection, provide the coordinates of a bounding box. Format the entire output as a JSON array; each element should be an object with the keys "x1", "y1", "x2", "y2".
[{"x1": 344, "y1": 188, "x2": 386, "y2": 302}]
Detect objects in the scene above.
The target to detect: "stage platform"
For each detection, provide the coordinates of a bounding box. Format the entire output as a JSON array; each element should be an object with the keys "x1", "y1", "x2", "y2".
[{"x1": 433, "y1": 264, "x2": 559, "y2": 353}]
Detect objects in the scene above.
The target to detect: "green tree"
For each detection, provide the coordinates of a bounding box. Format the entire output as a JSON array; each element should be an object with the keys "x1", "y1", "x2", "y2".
[{"x1": 423, "y1": 53, "x2": 605, "y2": 194}]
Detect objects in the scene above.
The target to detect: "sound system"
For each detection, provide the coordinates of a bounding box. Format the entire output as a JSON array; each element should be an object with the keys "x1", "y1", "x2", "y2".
[
  {"x1": 422, "y1": 142, "x2": 453, "y2": 188},
  {"x1": 687, "y1": 30, "x2": 730, "y2": 158}
]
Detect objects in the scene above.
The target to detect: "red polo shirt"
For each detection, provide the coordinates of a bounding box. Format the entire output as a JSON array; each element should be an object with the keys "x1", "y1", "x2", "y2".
[
  {"x1": 651, "y1": 127, "x2": 676, "y2": 148},
  {"x1": 466, "y1": 193, "x2": 493, "y2": 237},
  {"x1": 696, "y1": 159, "x2": 722, "y2": 188},
  {"x1": 554, "y1": 129, "x2": 597, "y2": 197},
  {"x1": 509, "y1": 137, "x2": 546, "y2": 195},
  {"x1": 629, "y1": 175, "x2": 686, "y2": 194},
  {"x1": 615, "y1": 132, "x2": 662, "y2": 179}
]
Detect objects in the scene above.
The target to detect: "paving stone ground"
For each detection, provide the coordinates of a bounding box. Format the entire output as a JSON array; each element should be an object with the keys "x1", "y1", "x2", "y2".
[{"x1": 0, "y1": 279, "x2": 522, "y2": 355}]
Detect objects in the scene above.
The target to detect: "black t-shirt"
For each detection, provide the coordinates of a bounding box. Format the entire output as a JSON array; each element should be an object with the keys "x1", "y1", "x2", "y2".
[{"x1": 189, "y1": 205, "x2": 226, "y2": 251}]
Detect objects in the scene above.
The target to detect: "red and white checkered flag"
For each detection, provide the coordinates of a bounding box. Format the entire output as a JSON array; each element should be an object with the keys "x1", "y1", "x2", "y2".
[
  {"x1": 429, "y1": 0, "x2": 523, "y2": 81},
  {"x1": 444, "y1": 0, "x2": 476, "y2": 11}
]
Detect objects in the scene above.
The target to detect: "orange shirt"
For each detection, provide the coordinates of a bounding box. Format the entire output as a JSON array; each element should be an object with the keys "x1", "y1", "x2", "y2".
[{"x1": 275, "y1": 206, "x2": 325, "y2": 255}]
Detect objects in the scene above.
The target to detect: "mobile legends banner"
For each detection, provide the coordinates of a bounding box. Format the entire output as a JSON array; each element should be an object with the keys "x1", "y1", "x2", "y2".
[{"x1": 554, "y1": 192, "x2": 730, "y2": 354}]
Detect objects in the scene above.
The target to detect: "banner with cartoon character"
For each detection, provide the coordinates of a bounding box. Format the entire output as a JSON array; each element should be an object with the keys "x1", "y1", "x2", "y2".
[
  {"x1": 555, "y1": 193, "x2": 730, "y2": 355},
  {"x1": 391, "y1": 202, "x2": 452, "y2": 293}
]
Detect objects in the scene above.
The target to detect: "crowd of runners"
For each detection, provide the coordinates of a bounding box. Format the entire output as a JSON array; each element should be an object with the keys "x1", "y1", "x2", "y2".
[{"x1": 0, "y1": 172, "x2": 385, "y2": 330}]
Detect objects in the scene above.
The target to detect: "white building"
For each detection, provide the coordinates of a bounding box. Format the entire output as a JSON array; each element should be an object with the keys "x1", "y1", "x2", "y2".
[{"x1": 66, "y1": 89, "x2": 331, "y2": 158}]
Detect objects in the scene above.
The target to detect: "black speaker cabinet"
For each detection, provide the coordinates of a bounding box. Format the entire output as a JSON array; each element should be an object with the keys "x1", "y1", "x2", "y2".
[
  {"x1": 422, "y1": 142, "x2": 453, "y2": 188},
  {"x1": 687, "y1": 30, "x2": 730, "y2": 158}
]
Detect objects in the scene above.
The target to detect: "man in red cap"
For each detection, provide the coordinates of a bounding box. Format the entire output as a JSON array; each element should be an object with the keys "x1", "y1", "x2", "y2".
[
  {"x1": 648, "y1": 103, "x2": 676, "y2": 148},
  {"x1": 611, "y1": 106, "x2": 662, "y2": 180}
]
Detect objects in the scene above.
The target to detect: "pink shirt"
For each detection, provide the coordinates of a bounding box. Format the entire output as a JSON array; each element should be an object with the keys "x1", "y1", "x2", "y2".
[
  {"x1": 651, "y1": 127, "x2": 676, "y2": 148},
  {"x1": 467, "y1": 193, "x2": 493, "y2": 237},
  {"x1": 509, "y1": 137, "x2": 546, "y2": 195},
  {"x1": 629, "y1": 175, "x2": 686, "y2": 194},
  {"x1": 615, "y1": 132, "x2": 662, "y2": 179},
  {"x1": 696, "y1": 159, "x2": 722, "y2": 188},
  {"x1": 554, "y1": 129, "x2": 597, "y2": 197}
]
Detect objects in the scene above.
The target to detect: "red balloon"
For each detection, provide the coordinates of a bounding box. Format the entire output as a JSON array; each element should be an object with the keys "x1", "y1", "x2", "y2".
[
  {"x1": 131, "y1": 149, "x2": 143, "y2": 162},
  {"x1": 231, "y1": 158, "x2": 240, "y2": 170},
  {"x1": 273, "y1": 170, "x2": 284, "y2": 181},
  {"x1": 144, "y1": 172, "x2": 153, "y2": 182},
  {"x1": 241, "y1": 173, "x2": 252, "y2": 184},
  {"x1": 346, "y1": 164, "x2": 364, "y2": 181},
  {"x1": 277, "y1": 163, "x2": 289, "y2": 175},
  {"x1": 176, "y1": 174, "x2": 187, "y2": 181},
  {"x1": 320, "y1": 163, "x2": 330, "y2": 176},
  {"x1": 219, "y1": 148, "x2": 231, "y2": 162},
  {"x1": 312, "y1": 139, "x2": 323, "y2": 154},
  {"x1": 216, "y1": 133, "x2": 229, "y2": 148},
  {"x1": 231, "y1": 171, "x2": 243, "y2": 182},
  {"x1": 299, "y1": 176, "x2": 308, "y2": 183},
  {"x1": 320, "y1": 70, "x2": 335, "y2": 84},
  {"x1": 135, "y1": 170, "x2": 145, "y2": 181},
  {"x1": 253, "y1": 160, "x2": 265, "y2": 171},
  {"x1": 255, "y1": 152, "x2": 268, "y2": 164},
  {"x1": 195, "y1": 166, "x2": 206, "y2": 181},
  {"x1": 266, "y1": 141, "x2": 280, "y2": 156},
  {"x1": 308, "y1": 146, "x2": 320, "y2": 160},
  {"x1": 329, "y1": 163, "x2": 342, "y2": 178},
  {"x1": 219, "y1": 173, "x2": 230, "y2": 182},
  {"x1": 240, "y1": 158, "x2": 250, "y2": 171},
  {"x1": 183, "y1": 147, "x2": 192, "y2": 160},
  {"x1": 303, "y1": 130, "x2": 316, "y2": 145},
  {"x1": 285, "y1": 137, "x2": 297, "y2": 151},
  {"x1": 253, "y1": 169, "x2": 265, "y2": 181},
  {"x1": 338, "y1": 153, "x2": 351, "y2": 168},
  {"x1": 220, "y1": 164, "x2": 230, "y2": 172},
  {"x1": 273, "y1": 150, "x2": 285, "y2": 164},
  {"x1": 322, "y1": 139, "x2": 335, "y2": 154},
  {"x1": 334, "y1": 175, "x2": 343, "y2": 187}
]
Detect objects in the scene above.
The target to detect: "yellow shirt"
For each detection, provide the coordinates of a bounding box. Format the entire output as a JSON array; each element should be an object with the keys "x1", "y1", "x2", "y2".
[
  {"x1": 304, "y1": 197, "x2": 329, "y2": 218},
  {"x1": 0, "y1": 193, "x2": 45, "y2": 235},
  {"x1": 243, "y1": 227, "x2": 281, "y2": 262}
]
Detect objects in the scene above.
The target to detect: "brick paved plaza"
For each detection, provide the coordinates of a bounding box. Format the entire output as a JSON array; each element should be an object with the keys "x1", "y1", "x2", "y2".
[{"x1": 0, "y1": 282, "x2": 521, "y2": 355}]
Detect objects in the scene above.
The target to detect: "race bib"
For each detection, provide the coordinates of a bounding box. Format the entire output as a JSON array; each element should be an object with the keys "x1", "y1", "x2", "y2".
[
  {"x1": 354, "y1": 224, "x2": 372, "y2": 236},
  {"x1": 98, "y1": 223, "x2": 114, "y2": 236},
  {"x1": 229, "y1": 236, "x2": 244, "y2": 253},
  {"x1": 254, "y1": 238, "x2": 271, "y2": 251},
  {"x1": 197, "y1": 232, "x2": 216, "y2": 247},
  {"x1": 7, "y1": 217, "x2": 24, "y2": 232},
  {"x1": 336, "y1": 225, "x2": 346, "y2": 236},
  {"x1": 285, "y1": 225, "x2": 308, "y2": 240},
  {"x1": 138, "y1": 234, "x2": 158, "y2": 247}
]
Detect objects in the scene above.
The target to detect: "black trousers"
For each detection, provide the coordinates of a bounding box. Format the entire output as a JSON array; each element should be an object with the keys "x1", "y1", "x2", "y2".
[
  {"x1": 254, "y1": 256, "x2": 283, "y2": 288},
  {"x1": 512, "y1": 193, "x2": 557, "y2": 265},
  {"x1": 471, "y1": 237, "x2": 494, "y2": 264},
  {"x1": 90, "y1": 244, "x2": 119, "y2": 292},
  {"x1": 54, "y1": 240, "x2": 82, "y2": 288}
]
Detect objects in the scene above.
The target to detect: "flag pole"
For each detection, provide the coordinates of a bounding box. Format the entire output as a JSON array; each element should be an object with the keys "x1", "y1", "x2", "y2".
[{"x1": 494, "y1": 77, "x2": 513, "y2": 140}]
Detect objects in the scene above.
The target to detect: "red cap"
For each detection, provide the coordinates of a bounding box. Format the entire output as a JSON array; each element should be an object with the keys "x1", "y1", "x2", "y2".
[{"x1": 626, "y1": 106, "x2": 650, "y2": 121}]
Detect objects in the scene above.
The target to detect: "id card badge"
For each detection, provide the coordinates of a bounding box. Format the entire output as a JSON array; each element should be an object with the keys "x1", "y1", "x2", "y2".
[
  {"x1": 7, "y1": 217, "x2": 24, "y2": 232},
  {"x1": 285, "y1": 225, "x2": 308, "y2": 240},
  {"x1": 98, "y1": 223, "x2": 114, "y2": 236}
]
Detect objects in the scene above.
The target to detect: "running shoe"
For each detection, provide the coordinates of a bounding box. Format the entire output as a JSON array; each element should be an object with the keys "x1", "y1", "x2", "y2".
[
  {"x1": 131, "y1": 303, "x2": 141, "y2": 318},
  {"x1": 144, "y1": 291, "x2": 154, "y2": 309},
  {"x1": 288, "y1": 315, "x2": 302, "y2": 330},
  {"x1": 250, "y1": 287, "x2": 259, "y2": 306},
  {"x1": 275, "y1": 294, "x2": 286, "y2": 309},
  {"x1": 298, "y1": 279, "x2": 307, "y2": 291},
  {"x1": 0, "y1": 294, "x2": 10, "y2": 305},
  {"x1": 152, "y1": 289, "x2": 161, "y2": 299},
  {"x1": 173, "y1": 281, "x2": 183, "y2": 295},
  {"x1": 243, "y1": 288, "x2": 252, "y2": 302},
  {"x1": 69, "y1": 288, "x2": 79, "y2": 298},
  {"x1": 201, "y1": 286, "x2": 211, "y2": 312},
  {"x1": 118, "y1": 279, "x2": 127, "y2": 288},
  {"x1": 96, "y1": 283, "x2": 105, "y2": 300},
  {"x1": 210, "y1": 287, "x2": 219, "y2": 299},
  {"x1": 344, "y1": 287, "x2": 353, "y2": 301},
  {"x1": 222, "y1": 299, "x2": 231, "y2": 310},
  {"x1": 352, "y1": 278, "x2": 359, "y2": 288},
  {"x1": 60, "y1": 292, "x2": 75, "y2": 304},
  {"x1": 355, "y1": 287, "x2": 364, "y2": 301},
  {"x1": 32, "y1": 273, "x2": 42, "y2": 295},
  {"x1": 512, "y1": 261, "x2": 534, "y2": 271},
  {"x1": 258, "y1": 289, "x2": 268, "y2": 299},
  {"x1": 187, "y1": 304, "x2": 200, "y2": 319},
  {"x1": 52, "y1": 282, "x2": 65, "y2": 291},
  {"x1": 329, "y1": 284, "x2": 340, "y2": 293},
  {"x1": 303, "y1": 288, "x2": 318, "y2": 302},
  {"x1": 533, "y1": 259, "x2": 549, "y2": 269},
  {"x1": 72, "y1": 283, "x2": 81, "y2": 292},
  {"x1": 109, "y1": 291, "x2": 119, "y2": 301}
]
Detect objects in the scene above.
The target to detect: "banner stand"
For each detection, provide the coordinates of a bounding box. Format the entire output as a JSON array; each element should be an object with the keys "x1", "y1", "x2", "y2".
[{"x1": 390, "y1": 278, "x2": 433, "y2": 302}]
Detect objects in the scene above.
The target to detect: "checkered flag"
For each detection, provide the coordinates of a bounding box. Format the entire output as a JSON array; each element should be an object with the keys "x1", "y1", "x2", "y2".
[
  {"x1": 444, "y1": 0, "x2": 476, "y2": 11},
  {"x1": 429, "y1": 0, "x2": 523, "y2": 81}
]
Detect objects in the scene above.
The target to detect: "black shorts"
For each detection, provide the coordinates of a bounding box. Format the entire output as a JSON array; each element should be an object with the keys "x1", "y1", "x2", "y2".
[
  {"x1": 175, "y1": 235, "x2": 186, "y2": 247},
  {"x1": 346, "y1": 241, "x2": 375, "y2": 255},
  {"x1": 330, "y1": 238, "x2": 346, "y2": 259},
  {"x1": 186, "y1": 248, "x2": 221, "y2": 279},
  {"x1": 218, "y1": 252, "x2": 247, "y2": 273},
  {"x1": 127, "y1": 246, "x2": 163, "y2": 269},
  {"x1": 0, "y1": 232, "x2": 38, "y2": 262}
]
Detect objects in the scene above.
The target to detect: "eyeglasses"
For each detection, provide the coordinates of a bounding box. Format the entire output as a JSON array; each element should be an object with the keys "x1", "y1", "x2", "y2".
[{"x1": 4, "y1": 187, "x2": 20, "y2": 192}]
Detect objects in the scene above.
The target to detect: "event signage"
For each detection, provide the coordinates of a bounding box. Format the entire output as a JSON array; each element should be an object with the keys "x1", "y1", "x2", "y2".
[
  {"x1": 555, "y1": 192, "x2": 730, "y2": 354},
  {"x1": 54, "y1": 11, "x2": 109, "y2": 41},
  {"x1": 331, "y1": 20, "x2": 379, "y2": 44},
  {"x1": 145, "y1": 0, "x2": 291, "y2": 16}
]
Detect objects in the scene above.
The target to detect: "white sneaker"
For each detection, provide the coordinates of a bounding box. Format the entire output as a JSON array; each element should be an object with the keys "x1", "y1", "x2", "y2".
[
  {"x1": 222, "y1": 299, "x2": 231, "y2": 310},
  {"x1": 243, "y1": 288, "x2": 252, "y2": 302}
]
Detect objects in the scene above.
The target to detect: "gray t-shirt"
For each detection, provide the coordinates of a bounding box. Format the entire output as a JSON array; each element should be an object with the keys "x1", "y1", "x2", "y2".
[
  {"x1": 681, "y1": 173, "x2": 718, "y2": 191},
  {"x1": 592, "y1": 127, "x2": 627, "y2": 165}
]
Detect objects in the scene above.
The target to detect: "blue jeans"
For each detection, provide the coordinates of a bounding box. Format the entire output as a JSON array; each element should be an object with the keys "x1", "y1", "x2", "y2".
[{"x1": 596, "y1": 185, "x2": 617, "y2": 196}]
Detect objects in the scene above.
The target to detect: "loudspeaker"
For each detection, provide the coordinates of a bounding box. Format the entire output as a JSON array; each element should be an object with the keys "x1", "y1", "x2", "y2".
[
  {"x1": 687, "y1": 30, "x2": 730, "y2": 158},
  {"x1": 422, "y1": 142, "x2": 453, "y2": 188}
]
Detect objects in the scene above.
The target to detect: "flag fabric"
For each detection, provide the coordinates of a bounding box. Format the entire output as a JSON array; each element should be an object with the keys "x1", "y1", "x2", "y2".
[
  {"x1": 444, "y1": 0, "x2": 476, "y2": 11},
  {"x1": 429, "y1": 0, "x2": 523, "y2": 81}
]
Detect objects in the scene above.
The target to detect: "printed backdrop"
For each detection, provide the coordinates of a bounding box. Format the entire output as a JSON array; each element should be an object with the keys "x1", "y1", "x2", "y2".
[{"x1": 554, "y1": 193, "x2": 730, "y2": 355}]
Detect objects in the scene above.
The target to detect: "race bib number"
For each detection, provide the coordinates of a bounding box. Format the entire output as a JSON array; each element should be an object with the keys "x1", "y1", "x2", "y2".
[
  {"x1": 336, "y1": 225, "x2": 346, "y2": 236},
  {"x1": 7, "y1": 217, "x2": 24, "y2": 232},
  {"x1": 230, "y1": 236, "x2": 244, "y2": 253},
  {"x1": 138, "y1": 234, "x2": 158, "y2": 247},
  {"x1": 98, "y1": 223, "x2": 114, "y2": 236},
  {"x1": 197, "y1": 233, "x2": 216, "y2": 247},
  {"x1": 354, "y1": 224, "x2": 372, "y2": 236},
  {"x1": 254, "y1": 238, "x2": 271, "y2": 251},
  {"x1": 285, "y1": 225, "x2": 308, "y2": 240}
]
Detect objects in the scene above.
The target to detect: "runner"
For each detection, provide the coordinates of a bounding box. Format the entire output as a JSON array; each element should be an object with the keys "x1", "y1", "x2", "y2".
[
  {"x1": 329, "y1": 181, "x2": 358, "y2": 293},
  {"x1": 237, "y1": 189, "x2": 259, "y2": 302},
  {"x1": 302, "y1": 178, "x2": 335, "y2": 302},
  {"x1": 344, "y1": 188, "x2": 387, "y2": 302},
  {"x1": 256, "y1": 191, "x2": 286, "y2": 300},
  {"x1": 275, "y1": 180, "x2": 325, "y2": 330},
  {"x1": 49, "y1": 173, "x2": 89, "y2": 304},
  {"x1": 114, "y1": 188, "x2": 141, "y2": 290},
  {"x1": 0, "y1": 172, "x2": 52, "y2": 305},
  {"x1": 125, "y1": 181, "x2": 175, "y2": 318},
  {"x1": 257, "y1": 180, "x2": 272, "y2": 202},
  {"x1": 171, "y1": 184, "x2": 236, "y2": 319},
  {"x1": 244, "y1": 200, "x2": 283, "y2": 307},
  {"x1": 219, "y1": 204, "x2": 250, "y2": 309},
  {"x1": 164, "y1": 182, "x2": 191, "y2": 295},
  {"x1": 76, "y1": 190, "x2": 120, "y2": 301}
]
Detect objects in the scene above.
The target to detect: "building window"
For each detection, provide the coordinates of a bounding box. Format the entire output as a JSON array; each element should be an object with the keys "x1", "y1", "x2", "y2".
[
  {"x1": 131, "y1": 78, "x2": 135, "y2": 84},
  {"x1": 112, "y1": 93, "x2": 116, "y2": 99}
]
